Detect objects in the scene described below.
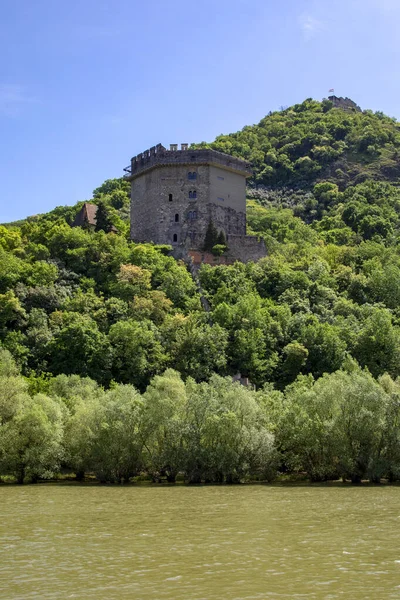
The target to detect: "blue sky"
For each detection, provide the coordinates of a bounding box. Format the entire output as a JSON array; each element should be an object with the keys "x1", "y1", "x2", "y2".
[{"x1": 1, "y1": 0, "x2": 400, "y2": 222}]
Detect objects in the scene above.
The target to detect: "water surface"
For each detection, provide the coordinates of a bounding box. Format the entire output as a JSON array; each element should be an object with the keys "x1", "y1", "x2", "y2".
[{"x1": 1, "y1": 485, "x2": 399, "y2": 599}]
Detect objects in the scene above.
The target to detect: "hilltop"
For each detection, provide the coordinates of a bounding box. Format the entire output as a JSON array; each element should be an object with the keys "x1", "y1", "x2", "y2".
[{"x1": 195, "y1": 97, "x2": 400, "y2": 191}]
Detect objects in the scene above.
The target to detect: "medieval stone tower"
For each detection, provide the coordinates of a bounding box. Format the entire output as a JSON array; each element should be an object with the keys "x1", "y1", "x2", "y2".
[{"x1": 124, "y1": 143, "x2": 266, "y2": 263}]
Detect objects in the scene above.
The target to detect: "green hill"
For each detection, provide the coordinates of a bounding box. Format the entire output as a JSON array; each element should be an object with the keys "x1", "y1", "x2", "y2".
[
  {"x1": 3, "y1": 98, "x2": 400, "y2": 484},
  {"x1": 2, "y1": 98, "x2": 400, "y2": 392},
  {"x1": 195, "y1": 97, "x2": 400, "y2": 191}
]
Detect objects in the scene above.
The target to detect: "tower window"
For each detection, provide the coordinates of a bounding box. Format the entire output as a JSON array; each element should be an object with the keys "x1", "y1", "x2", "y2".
[
  {"x1": 169, "y1": 193, "x2": 173, "y2": 202},
  {"x1": 173, "y1": 234, "x2": 178, "y2": 242},
  {"x1": 188, "y1": 210, "x2": 197, "y2": 220},
  {"x1": 188, "y1": 230, "x2": 196, "y2": 240},
  {"x1": 188, "y1": 172, "x2": 197, "y2": 180},
  {"x1": 189, "y1": 190, "x2": 197, "y2": 199},
  {"x1": 175, "y1": 213, "x2": 179, "y2": 222}
]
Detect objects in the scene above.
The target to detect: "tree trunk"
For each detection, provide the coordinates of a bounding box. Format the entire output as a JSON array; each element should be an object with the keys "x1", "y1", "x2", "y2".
[
  {"x1": 16, "y1": 467, "x2": 25, "y2": 485},
  {"x1": 189, "y1": 474, "x2": 202, "y2": 484}
]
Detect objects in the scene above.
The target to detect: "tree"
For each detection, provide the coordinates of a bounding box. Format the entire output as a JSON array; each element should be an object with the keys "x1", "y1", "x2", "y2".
[
  {"x1": 353, "y1": 309, "x2": 400, "y2": 378},
  {"x1": 87, "y1": 385, "x2": 144, "y2": 483},
  {"x1": 203, "y1": 220, "x2": 219, "y2": 251},
  {"x1": 0, "y1": 392, "x2": 65, "y2": 483},
  {"x1": 112, "y1": 264, "x2": 152, "y2": 300},
  {"x1": 183, "y1": 376, "x2": 278, "y2": 483},
  {"x1": 48, "y1": 313, "x2": 112, "y2": 383},
  {"x1": 272, "y1": 368, "x2": 389, "y2": 482},
  {"x1": 280, "y1": 342, "x2": 309, "y2": 385},
  {"x1": 211, "y1": 244, "x2": 227, "y2": 256},
  {"x1": 95, "y1": 201, "x2": 113, "y2": 233},
  {"x1": 216, "y1": 230, "x2": 227, "y2": 245},
  {"x1": 0, "y1": 291, "x2": 26, "y2": 334},
  {"x1": 141, "y1": 369, "x2": 187, "y2": 482},
  {"x1": 167, "y1": 317, "x2": 228, "y2": 381},
  {"x1": 296, "y1": 319, "x2": 346, "y2": 378},
  {"x1": 108, "y1": 319, "x2": 167, "y2": 389}
]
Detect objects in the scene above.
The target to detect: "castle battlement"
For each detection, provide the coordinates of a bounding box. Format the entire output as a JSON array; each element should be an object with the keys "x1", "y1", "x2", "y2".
[{"x1": 123, "y1": 143, "x2": 252, "y2": 180}]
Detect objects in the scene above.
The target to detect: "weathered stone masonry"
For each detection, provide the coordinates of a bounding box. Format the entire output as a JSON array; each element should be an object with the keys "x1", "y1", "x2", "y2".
[{"x1": 124, "y1": 143, "x2": 266, "y2": 263}]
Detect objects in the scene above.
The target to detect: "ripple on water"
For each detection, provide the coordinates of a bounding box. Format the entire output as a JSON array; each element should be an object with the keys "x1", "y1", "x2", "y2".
[{"x1": 1, "y1": 486, "x2": 400, "y2": 599}]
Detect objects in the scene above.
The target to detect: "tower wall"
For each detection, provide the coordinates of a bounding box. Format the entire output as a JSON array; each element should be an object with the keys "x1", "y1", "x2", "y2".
[
  {"x1": 131, "y1": 164, "x2": 211, "y2": 246},
  {"x1": 127, "y1": 144, "x2": 258, "y2": 255},
  {"x1": 130, "y1": 162, "x2": 247, "y2": 247},
  {"x1": 209, "y1": 165, "x2": 247, "y2": 217}
]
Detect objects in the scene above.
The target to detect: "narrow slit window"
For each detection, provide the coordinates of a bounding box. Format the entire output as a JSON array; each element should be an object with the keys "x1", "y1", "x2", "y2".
[
  {"x1": 173, "y1": 234, "x2": 178, "y2": 242},
  {"x1": 175, "y1": 213, "x2": 179, "y2": 222},
  {"x1": 169, "y1": 193, "x2": 173, "y2": 202}
]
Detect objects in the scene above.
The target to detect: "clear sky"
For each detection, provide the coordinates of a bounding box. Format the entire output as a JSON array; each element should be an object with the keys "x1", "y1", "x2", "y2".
[{"x1": 1, "y1": 0, "x2": 400, "y2": 222}]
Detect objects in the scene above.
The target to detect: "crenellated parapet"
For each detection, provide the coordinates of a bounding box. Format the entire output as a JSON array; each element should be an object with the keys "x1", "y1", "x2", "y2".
[{"x1": 123, "y1": 143, "x2": 252, "y2": 180}]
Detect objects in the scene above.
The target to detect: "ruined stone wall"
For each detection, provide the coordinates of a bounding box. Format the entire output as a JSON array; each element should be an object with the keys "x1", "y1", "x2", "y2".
[
  {"x1": 226, "y1": 234, "x2": 266, "y2": 263},
  {"x1": 328, "y1": 96, "x2": 361, "y2": 112},
  {"x1": 185, "y1": 237, "x2": 267, "y2": 266},
  {"x1": 187, "y1": 250, "x2": 236, "y2": 267},
  {"x1": 206, "y1": 204, "x2": 245, "y2": 237}
]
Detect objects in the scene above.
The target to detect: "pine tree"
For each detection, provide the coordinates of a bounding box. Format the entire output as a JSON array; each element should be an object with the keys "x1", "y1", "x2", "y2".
[
  {"x1": 203, "y1": 220, "x2": 219, "y2": 251},
  {"x1": 81, "y1": 216, "x2": 92, "y2": 231},
  {"x1": 216, "y1": 230, "x2": 226, "y2": 246},
  {"x1": 95, "y1": 201, "x2": 113, "y2": 233}
]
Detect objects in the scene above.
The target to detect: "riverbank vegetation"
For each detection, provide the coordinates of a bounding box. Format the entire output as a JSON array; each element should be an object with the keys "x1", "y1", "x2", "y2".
[
  {"x1": 1, "y1": 348, "x2": 400, "y2": 485},
  {"x1": 2, "y1": 99, "x2": 400, "y2": 484}
]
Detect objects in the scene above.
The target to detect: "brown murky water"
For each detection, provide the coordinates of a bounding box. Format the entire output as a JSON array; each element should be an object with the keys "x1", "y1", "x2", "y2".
[{"x1": 0, "y1": 485, "x2": 400, "y2": 599}]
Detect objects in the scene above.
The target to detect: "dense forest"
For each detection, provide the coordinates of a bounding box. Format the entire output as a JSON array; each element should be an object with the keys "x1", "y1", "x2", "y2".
[
  {"x1": 196, "y1": 97, "x2": 400, "y2": 190},
  {"x1": 2, "y1": 98, "x2": 400, "y2": 484}
]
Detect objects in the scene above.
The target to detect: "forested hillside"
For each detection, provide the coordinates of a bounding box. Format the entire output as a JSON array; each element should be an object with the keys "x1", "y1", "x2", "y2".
[
  {"x1": 196, "y1": 97, "x2": 400, "y2": 190},
  {"x1": 2, "y1": 98, "x2": 400, "y2": 484}
]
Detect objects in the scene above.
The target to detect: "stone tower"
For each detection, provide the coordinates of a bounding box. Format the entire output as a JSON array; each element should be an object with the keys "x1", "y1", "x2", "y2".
[{"x1": 124, "y1": 143, "x2": 266, "y2": 263}]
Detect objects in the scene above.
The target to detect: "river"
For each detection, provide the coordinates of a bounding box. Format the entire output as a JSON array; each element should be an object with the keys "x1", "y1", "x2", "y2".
[{"x1": 0, "y1": 485, "x2": 399, "y2": 599}]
